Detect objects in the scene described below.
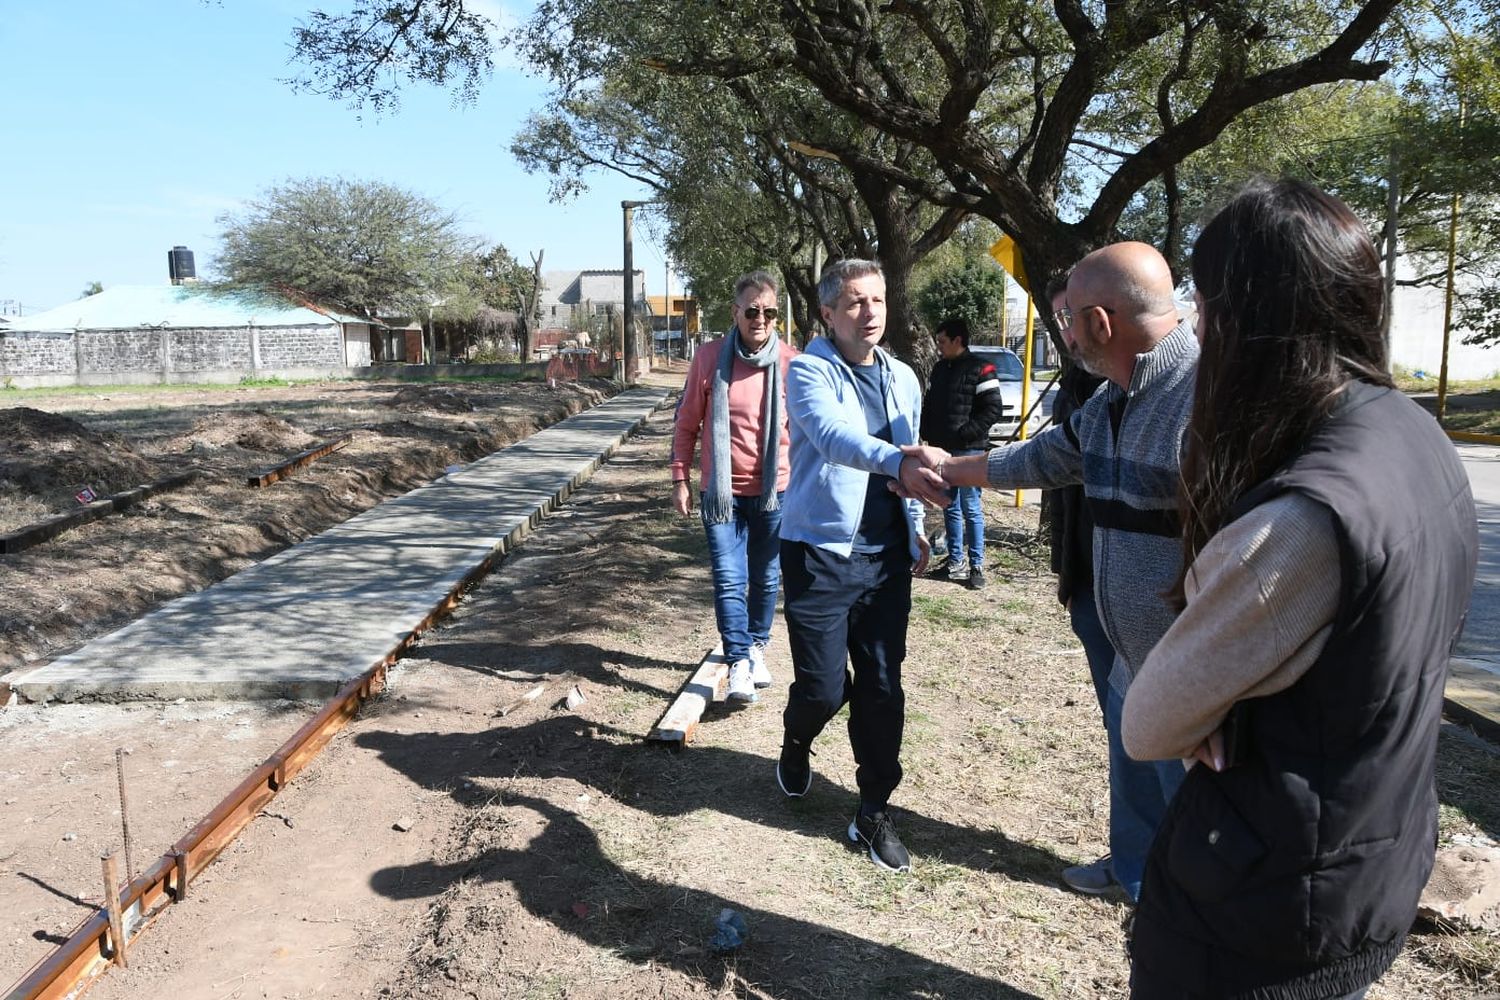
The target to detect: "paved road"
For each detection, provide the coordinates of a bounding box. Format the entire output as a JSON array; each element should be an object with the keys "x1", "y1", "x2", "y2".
[
  {"x1": 1449, "y1": 442, "x2": 1500, "y2": 737},
  {"x1": 1456, "y1": 442, "x2": 1500, "y2": 663}
]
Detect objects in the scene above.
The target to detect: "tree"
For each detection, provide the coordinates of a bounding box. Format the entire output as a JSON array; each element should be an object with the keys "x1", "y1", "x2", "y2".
[
  {"x1": 916, "y1": 258, "x2": 1007, "y2": 341},
  {"x1": 79, "y1": 281, "x2": 103, "y2": 298},
  {"x1": 1332, "y1": 13, "x2": 1500, "y2": 346},
  {"x1": 498, "y1": 0, "x2": 1410, "y2": 303},
  {"x1": 513, "y1": 66, "x2": 968, "y2": 359},
  {"x1": 214, "y1": 176, "x2": 477, "y2": 321},
  {"x1": 426, "y1": 242, "x2": 538, "y2": 359},
  {"x1": 288, "y1": 0, "x2": 1413, "y2": 333}
]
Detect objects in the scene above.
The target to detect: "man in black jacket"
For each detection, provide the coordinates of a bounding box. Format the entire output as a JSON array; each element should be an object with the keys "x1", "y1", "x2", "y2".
[{"x1": 920, "y1": 318, "x2": 1005, "y2": 589}]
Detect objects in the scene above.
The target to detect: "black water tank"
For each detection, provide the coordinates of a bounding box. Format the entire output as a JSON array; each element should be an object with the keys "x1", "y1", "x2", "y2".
[{"x1": 168, "y1": 246, "x2": 196, "y2": 283}]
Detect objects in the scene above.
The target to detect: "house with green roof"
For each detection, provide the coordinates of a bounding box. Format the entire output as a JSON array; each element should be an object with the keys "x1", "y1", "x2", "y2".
[{"x1": 0, "y1": 284, "x2": 381, "y2": 388}]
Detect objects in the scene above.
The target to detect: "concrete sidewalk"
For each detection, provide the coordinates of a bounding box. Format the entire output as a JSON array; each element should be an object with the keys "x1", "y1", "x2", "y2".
[
  {"x1": 1450, "y1": 442, "x2": 1500, "y2": 739},
  {"x1": 4, "y1": 387, "x2": 671, "y2": 703}
]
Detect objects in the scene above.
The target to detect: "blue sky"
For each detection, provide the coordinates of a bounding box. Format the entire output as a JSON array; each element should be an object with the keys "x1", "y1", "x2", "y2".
[{"x1": 0, "y1": 1, "x2": 662, "y2": 314}]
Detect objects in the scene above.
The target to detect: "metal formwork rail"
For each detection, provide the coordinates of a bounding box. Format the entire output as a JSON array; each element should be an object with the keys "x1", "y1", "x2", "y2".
[
  {"x1": 2, "y1": 394, "x2": 665, "y2": 1000},
  {"x1": 2, "y1": 660, "x2": 388, "y2": 1000}
]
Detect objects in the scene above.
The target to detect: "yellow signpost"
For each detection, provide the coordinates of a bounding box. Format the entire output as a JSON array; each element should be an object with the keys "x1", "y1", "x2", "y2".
[
  {"x1": 989, "y1": 236, "x2": 1035, "y2": 507},
  {"x1": 988, "y1": 235, "x2": 1029, "y2": 294}
]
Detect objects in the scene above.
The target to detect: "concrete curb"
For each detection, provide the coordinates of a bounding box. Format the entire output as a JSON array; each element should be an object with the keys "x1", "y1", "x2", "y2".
[{"x1": 1447, "y1": 657, "x2": 1500, "y2": 743}]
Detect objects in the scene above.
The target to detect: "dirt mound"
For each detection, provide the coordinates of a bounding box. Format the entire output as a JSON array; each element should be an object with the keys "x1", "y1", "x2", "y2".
[
  {"x1": 0, "y1": 405, "x2": 159, "y2": 500},
  {"x1": 176, "y1": 410, "x2": 318, "y2": 453},
  {"x1": 389, "y1": 385, "x2": 476, "y2": 413}
]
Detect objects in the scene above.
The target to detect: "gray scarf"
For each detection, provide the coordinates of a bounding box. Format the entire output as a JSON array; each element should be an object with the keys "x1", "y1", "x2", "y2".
[{"x1": 703, "y1": 327, "x2": 783, "y2": 524}]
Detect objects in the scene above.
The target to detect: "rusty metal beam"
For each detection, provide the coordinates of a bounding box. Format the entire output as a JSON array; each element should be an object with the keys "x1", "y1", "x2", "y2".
[{"x1": 247, "y1": 436, "x2": 350, "y2": 488}]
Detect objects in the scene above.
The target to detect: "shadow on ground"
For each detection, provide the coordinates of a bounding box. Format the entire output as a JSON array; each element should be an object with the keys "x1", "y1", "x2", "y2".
[{"x1": 357, "y1": 712, "x2": 1060, "y2": 998}]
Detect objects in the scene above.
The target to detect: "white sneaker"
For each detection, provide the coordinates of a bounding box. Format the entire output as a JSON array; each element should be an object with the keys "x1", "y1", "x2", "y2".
[
  {"x1": 726, "y1": 659, "x2": 758, "y2": 703},
  {"x1": 749, "y1": 644, "x2": 772, "y2": 688}
]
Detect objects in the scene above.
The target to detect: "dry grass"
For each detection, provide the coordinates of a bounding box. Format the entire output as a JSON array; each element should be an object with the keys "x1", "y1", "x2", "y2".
[{"x1": 356, "y1": 413, "x2": 1500, "y2": 999}]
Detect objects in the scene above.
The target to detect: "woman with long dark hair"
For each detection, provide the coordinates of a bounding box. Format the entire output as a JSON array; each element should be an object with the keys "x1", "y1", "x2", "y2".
[{"x1": 1122, "y1": 178, "x2": 1478, "y2": 999}]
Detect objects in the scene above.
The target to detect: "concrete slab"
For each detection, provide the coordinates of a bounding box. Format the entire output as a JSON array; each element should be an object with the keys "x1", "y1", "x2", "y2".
[{"x1": 6, "y1": 388, "x2": 671, "y2": 703}]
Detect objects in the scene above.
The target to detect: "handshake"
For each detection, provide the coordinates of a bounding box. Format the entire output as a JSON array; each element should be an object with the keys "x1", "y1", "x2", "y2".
[{"x1": 892, "y1": 445, "x2": 985, "y2": 507}]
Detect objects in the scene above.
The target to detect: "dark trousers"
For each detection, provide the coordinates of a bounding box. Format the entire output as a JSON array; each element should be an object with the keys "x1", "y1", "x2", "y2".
[{"x1": 780, "y1": 540, "x2": 911, "y2": 807}]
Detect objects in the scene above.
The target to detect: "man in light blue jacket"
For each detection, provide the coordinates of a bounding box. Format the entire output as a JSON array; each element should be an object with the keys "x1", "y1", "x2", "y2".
[{"x1": 776, "y1": 258, "x2": 948, "y2": 873}]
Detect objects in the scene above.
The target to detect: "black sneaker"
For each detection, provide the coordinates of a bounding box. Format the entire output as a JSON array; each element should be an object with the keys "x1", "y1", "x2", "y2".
[
  {"x1": 927, "y1": 561, "x2": 965, "y2": 582},
  {"x1": 965, "y1": 568, "x2": 987, "y2": 590},
  {"x1": 847, "y1": 810, "x2": 911, "y2": 872},
  {"x1": 777, "y1": 738, "x2": 813, "y2": 797}
]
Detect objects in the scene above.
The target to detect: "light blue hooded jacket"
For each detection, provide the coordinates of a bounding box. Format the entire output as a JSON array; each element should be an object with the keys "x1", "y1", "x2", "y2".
[{"x1": 779, "y1": 334, "x2": 925, "y2": 560}]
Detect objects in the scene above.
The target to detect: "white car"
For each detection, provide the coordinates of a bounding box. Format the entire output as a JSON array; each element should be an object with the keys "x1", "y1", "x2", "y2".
[{"x1": 968, "y1": 345, "x2": 1057, "y2": 444}]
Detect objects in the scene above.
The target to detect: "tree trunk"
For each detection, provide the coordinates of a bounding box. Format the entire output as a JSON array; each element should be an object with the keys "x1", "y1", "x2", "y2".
[
  {"x1": 523, "y1": 250, "x2": 545, "y2": 359},
  {"x1": 851, "y1": 173, "x2": 925, "y2": 365},
  {"x1": 784, "y1": 267, "x2": 820, "y2": 348}
]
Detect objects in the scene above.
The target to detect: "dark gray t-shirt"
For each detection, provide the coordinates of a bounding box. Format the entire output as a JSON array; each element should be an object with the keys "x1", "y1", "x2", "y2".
[{"x1": 849, "y1": 361, "x2": 905, "y2": 553}]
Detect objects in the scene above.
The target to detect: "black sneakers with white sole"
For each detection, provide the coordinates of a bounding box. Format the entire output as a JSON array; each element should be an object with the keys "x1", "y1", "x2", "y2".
[
  {"x1": 776, "y1": 737, "x2": 813, "y2": 797},
  {"x1": 848, "y1": 809, "x2": 911, "y2": 872}
]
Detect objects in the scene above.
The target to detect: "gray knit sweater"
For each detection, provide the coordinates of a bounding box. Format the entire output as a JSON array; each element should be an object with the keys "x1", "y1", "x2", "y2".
[{"x1": 985, "y1": 321, "x2": 1199, "y2": 676}]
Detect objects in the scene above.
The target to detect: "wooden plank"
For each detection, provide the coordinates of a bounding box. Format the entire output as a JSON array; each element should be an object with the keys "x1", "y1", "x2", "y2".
[
  {"x1": 1447, "y1": 430, "x2": 1500, "y2": 446},
  {"x1": 100, "y1": 855, "x2": 126, "y2": 969},
  {"x1": 0, "y1": 501, "x2": 112, "y2": 554},
  {"x1": 108, "y1": 471, "x2": 198, "y2": 512},
  {"x1": 647, "y1": 645, "x2": 730, "y2": 745},
  {"x1": 1446, "y1": 657, "x2": 1500, "y2": 742},
  {"x1": 247, "y1": 436, "x2": 350, "y2": 488},
  {"x1": 0, "y1": 472, "x2": 200, "y2": 555}
]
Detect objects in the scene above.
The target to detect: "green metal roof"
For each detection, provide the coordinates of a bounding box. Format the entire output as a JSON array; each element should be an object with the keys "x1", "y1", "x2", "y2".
[{"x1": 5, "y1": 285, "x2": 369, "y2": 333}]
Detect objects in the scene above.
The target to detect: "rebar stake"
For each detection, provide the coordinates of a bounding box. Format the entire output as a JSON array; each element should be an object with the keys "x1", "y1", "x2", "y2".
[{"x1": 115, "y1": 747, "x2": 134, "y2": 883}]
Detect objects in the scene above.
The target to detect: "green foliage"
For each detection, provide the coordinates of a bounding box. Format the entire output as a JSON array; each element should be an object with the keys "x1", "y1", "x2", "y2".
[
  {"x1": 238, "y1": 374, "x2": 290, "y2": 387},
  {"x1": 79, "y1": 281, "x2": 103, "y2": 298},
  {"x1": 1114, "y1": 6, "x2": 1500, "y2": 343},
  {"x1": 213, "y1": 176, "x2": 478, "y2": 321},
  {"x1": 286, "y1": 0, "x2": 1438, "y2": 343},
  {"x1": 512, "y1": 70, "x2": 846, "y2": 340},
  {"x1": 916, "y1": 258, "x2": 1007, "y2": 340},
  {"x1": 288, "y1": 0, "x2": 495, "y2": 113},
  {"x1": 469, "y1": 343, "x2": 518, "y2": 364}
]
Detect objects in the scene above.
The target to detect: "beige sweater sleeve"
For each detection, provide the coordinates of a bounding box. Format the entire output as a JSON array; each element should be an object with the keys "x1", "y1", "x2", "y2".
[{"x1": 1122, "y1": 492, "x2": 1340, "y2": 762}]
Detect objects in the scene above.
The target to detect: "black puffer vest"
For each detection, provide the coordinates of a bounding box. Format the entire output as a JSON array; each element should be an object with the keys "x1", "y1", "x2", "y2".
[
  {"x1": 1130, "y1": 383, "x2": 1478, "y2": 1000},
  {"x1": 920, "y1": 351, "x2": 1004, "y2": 452}
]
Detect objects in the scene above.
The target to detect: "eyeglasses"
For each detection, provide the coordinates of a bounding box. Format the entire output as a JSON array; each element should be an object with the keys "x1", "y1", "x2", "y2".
[
  {"x1": 740, "y1": 306, "x2": 779, "y2": 321},
  {"x1": 1052, "y1": 304, "x2": 1114, "y2": 330}
]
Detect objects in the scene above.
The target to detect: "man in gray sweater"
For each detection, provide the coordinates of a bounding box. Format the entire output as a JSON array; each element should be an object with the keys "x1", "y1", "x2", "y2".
[{"x1": 928, "y1": 242, "x2": 1197, "y2": 901}]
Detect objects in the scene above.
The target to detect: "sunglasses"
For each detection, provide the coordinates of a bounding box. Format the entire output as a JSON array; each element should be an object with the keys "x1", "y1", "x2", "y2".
[
  {"x1": 1052, "y1": 304, "x2": 1114, "y2": 330},
  {"x1": 741, "y1": 306, "x2": 779, "y2": 321}
]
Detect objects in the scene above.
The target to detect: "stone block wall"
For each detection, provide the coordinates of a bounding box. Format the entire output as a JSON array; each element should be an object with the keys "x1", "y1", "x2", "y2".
[
  {"x1": 171, "y1": 328, "x2": 254, "y2": 372},
  {"x1": 78, "y1": 330, "x2": 161, "y2": 373},
  {"x1": 0, "y1": 324, "x2": 349, "y2": 386},
  {"x1": 0, "y1": 330, "x2": 73, "y2": 375},
  {"x1": 255, "y1": 326, "x2": 344, "y2": 369}
]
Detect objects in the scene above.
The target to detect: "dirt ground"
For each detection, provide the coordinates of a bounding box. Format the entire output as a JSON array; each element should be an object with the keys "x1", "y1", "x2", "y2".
[
  {"x1": 2, "y1": 378, "x2": 1499, "y2": 998},
  {"x1": 0, "y1": 376, "x2": 614, "y2": 674}
]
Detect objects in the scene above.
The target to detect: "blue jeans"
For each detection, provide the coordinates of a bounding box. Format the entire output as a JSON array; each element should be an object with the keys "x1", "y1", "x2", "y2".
[
  {"x1": 941, "y1": 450, "x2": 985, "y2": 568},
  {"x1": 702, "y1": 493, "x2": 784, "y2": 663},
  {"x1": 1105, "y1": 664, "x2": 1187, "y2": 902},
  {"x1": 1068, "y1": 588, "x2": 1115, "y2": 724}
]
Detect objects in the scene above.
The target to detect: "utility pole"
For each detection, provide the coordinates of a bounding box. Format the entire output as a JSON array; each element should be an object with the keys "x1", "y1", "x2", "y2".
[{"x1": 622, "y1": 200, "x2": 648, "y2": 384}]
